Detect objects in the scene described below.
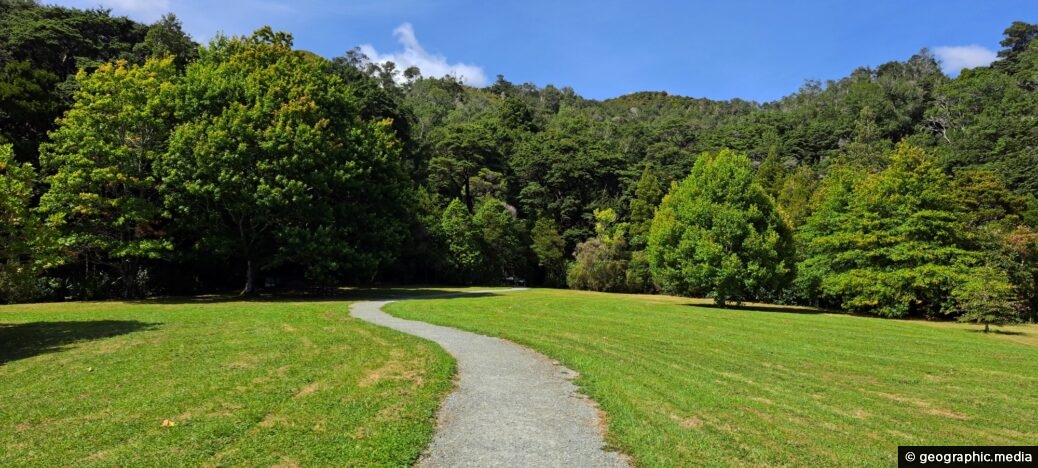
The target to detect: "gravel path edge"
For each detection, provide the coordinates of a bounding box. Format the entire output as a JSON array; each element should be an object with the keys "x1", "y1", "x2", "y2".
[{"x1": 350, "y1": 289, "x2": 631, "y2": 467}]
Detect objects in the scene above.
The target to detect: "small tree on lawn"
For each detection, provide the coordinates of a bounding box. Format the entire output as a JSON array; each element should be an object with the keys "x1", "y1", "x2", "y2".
[{"x1": 952, "y1": 265, "x2": 1022, "y2": 332}]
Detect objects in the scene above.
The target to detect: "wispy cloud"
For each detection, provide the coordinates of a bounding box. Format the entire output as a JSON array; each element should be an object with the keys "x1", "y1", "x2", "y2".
[
  {"x1": 934, "y1": 45, "x2": 998, "y2": 75},
  {"x1": 359, "y1": 23, "x2": 488, "y2": 86}
]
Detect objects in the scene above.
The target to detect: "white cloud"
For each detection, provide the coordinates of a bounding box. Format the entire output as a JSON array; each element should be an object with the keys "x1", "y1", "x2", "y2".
[
  {"x1": 934, "y1": 45, "x2": 998, "y2": 75},
  {"x1": 359, "y1": 23, "x2": 488, "y2": 87}
]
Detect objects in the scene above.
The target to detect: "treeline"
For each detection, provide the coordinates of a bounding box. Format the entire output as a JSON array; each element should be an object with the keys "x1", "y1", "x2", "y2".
[{"x1": 1, "y1": 2, "x2": 1036, "y2": 326}]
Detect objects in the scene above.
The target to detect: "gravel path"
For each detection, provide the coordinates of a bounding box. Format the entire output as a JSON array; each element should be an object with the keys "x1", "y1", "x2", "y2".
[{"x1": 350, "y1": 290, "x2": 629, "y2": 467}]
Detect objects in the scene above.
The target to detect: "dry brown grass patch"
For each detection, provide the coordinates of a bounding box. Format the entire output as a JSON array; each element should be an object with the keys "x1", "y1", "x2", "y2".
[{"x1": 293, "y1": 382, "x2": 322, "y2": 398}]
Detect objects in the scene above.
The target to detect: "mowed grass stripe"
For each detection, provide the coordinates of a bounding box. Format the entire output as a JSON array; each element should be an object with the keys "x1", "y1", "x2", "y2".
[
  {"x1": 0, "y1": 299, "x2": 454, "y2": 466},
  {"x1": 385, "y1": 289, "x2": 1038, "y2": 467}
]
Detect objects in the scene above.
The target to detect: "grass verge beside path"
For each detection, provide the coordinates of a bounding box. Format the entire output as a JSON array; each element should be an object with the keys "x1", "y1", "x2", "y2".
[
  {"x1": 385, "y1": 288, "x2": 1038, "y2": 467},
  {"x1": 1, "y1": 297, "x2": 454, "y2": 466}
]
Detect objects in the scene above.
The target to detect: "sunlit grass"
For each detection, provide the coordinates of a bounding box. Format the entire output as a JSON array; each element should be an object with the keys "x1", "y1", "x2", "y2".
[
  {"x1": 1, "y1": 297, "x2": 454, "y2": 466},
  {"x1": 386, "y1": 288, "x2": 1038, "y2": 467}
]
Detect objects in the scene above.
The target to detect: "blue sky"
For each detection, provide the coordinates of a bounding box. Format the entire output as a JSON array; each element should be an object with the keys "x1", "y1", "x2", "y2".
[{"x1": 51, "y1": 0, "x2": 1036, "y2": 102}]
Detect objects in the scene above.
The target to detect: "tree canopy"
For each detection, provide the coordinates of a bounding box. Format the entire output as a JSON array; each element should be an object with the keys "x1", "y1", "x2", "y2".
[
  {"x1": 1, "y1": 7, "x2": 1036, "y2": 327},
  {"x1": 648, "y1": 150, "x2": 794, "y2": 305}
]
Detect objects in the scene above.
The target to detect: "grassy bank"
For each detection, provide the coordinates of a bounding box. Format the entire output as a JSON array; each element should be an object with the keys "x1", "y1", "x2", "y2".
[
  {"x1": 386, "y1": 288, "x2": 1038, "y2": 466},
  {"x1": 1, "y1": 297, "x2": 454, "y2": 466}
]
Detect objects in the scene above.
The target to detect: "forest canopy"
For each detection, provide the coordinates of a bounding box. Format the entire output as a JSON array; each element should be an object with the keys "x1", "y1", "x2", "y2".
[{"x1": 1, "y1": 1, "x2": 1036, "y2": 326}]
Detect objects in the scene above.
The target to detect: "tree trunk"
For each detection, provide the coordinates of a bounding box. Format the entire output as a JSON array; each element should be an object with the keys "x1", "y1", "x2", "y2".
[
  {"x1": 464, "y1": 178, "x2": 473, "y2": 213},
  {"x1": 984, "y1": 322, "x2": 990, "y2": 333},
  {"x1": 241, "y1": 260, "x2": 255, "y2": 296},
  {"x1": 120, "y1": 258, "x2": 137, "y2": 299}
]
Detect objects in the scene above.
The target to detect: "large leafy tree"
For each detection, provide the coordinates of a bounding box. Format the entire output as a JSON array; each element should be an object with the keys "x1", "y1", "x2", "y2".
[
  {"x1": 159, "y1": 28, "x2": 410, "y2": 293},
  {"x1": 38, "y1": 57, "x2": 179, "y2": 298},
  {"x1": 427, "y1": 120, "x2": 499, "y2": 212},
  {"x1": 648, "y1": 149, "x2": 794, "y2": 304},
  {"x1": 796, "y1": 144, "x2": 1014, "y2": 318}
]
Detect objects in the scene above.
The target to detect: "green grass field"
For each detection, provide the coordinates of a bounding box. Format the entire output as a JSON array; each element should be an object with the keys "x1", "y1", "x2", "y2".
[
  {"x1": 0, "y1": 296, "x2": 454, "y2": 466},
  {"x1": 386, "y1": 288, "x2": 1038, "y2": 467}
]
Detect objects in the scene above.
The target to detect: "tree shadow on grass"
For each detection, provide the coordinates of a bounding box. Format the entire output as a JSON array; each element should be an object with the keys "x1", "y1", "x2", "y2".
[
  {"x1": 129, "y1": 287, "x2": 510, "y2": 305},
  {"x1": 687, "y1": 302, "x2": 831, "y2": 315},
  {"x1": 0, "y1": 320, "x2": 160, "y2": 365},
  {"x1": 967, "y1": 328, "x2": 1027, "y2": 336}
]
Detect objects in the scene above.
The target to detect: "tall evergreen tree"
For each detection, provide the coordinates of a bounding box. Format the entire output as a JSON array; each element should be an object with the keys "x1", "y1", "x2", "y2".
[
  {"x1": 38, "y1": 57, "x2": 179, "y2": 298},
  {"x1": 648, "y1": 149, "x2": 794, "y2": 304},
  {"x1": 797, "y1": 144, "x2": 1015, "y2": 317},
  {"x1": 628, "y1": 164, "x2": 664, "y2": 250}
]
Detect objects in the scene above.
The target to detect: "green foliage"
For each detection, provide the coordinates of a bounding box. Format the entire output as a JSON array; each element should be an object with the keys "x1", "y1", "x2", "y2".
[
  {"x1": 38, "y1": 57, "x2": 179, "y2": 298},
  {"x1": 793, "y1": 167, "x2": 865, "y2": 305},
  {"x1": 566, "y1": 208, "x2": 652, "y2": 293},
  {"x1": 648, "y1": 149, "x2": 794, "y2": 304},
  {"x1": 627, "y1": 164, "x2": 664, "y2": 249},
  {"x1": 1, "y1": 6, "x2": 1035, "y2": 309},
  {"x1": 0, "y1": 144, "x2": 44, "y2": 302},
  {"x1": 472, "y1": 198, "x2": 526, "y2": 278},
  {"x1": 568, "y1": 208, "x2": 634, "y2": 292},
  {"x1": 511, "y1": 108, "x2": 624, "y2": 248},
  {"x1": 439, "y1": 197, "x2": 527, "y2": 282},
  {"x1": 567, "y1": 236, "x2": 629, "y2": 292},
  {"x1": 0, "y1": 0, "x2": 155, "y2": 163},
  {"x1": 996, "y1": 21, "x2": 1038, "y2": 65},
  {"x1": 330, "y1": 49, "x2": 420, "y2": 178},
  {"x1": 1004, "y1": 226, "x2": 1038, "y2": 322},
  {"x1": 0, "y1": 60, "x2": 59, "y2": 162},
  {"x1": 797, "y1": 144, "x2": 1012, "y2": 317},
  {"x1": 159, "y1": 28, "x2": 410, "y2": 292},
  {"x1": 427, "y1": 120, "x2": 499, "y2": 212},
  {"x1": 774, "y1": 164, "x2": 818, "y2": 229},
  {"x1": 530, "y1": 217, "x2": 566, "y2": 287},
  {"x1": 754, "y1": 148, "x2": 787, "y2": 199},
  {"x1": 952, "y1": 265, "x2": 1022, "y2": 331},
  {"x1": 440, "y1": 198, "x2": 484, "y2": 281},
  {"x1": 929, "y1": 25, "x2": 1038, "y2": 198},
  {"x1": 0, "y1": 1, "x2": 146, "y2": 79},
  {"x1": 133, "y1": 13, "x2": 198, "y2": 68}
]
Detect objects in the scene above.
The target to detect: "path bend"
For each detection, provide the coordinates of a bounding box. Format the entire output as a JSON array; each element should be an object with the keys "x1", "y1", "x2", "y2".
[{"x1": 350, "y1": 290, "x2": 629, "y2": 468}]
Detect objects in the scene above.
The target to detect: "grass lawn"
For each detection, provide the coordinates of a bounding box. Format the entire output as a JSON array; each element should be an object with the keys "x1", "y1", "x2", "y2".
[
  {"x1": 386, "y1": 288, "x2": 1038, "y2": 467},
  {"x1": 0, "y1": 295, "x2": 454, "y2": 466}
]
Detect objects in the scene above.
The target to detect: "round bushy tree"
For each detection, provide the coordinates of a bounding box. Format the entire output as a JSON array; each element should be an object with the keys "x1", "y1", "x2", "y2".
[
  {"x1": 647, "y1": 149, "x2": 794, "y2": 305},
  {"x1": 159, "y1": 28, "x2": 410, "y2": 293}
]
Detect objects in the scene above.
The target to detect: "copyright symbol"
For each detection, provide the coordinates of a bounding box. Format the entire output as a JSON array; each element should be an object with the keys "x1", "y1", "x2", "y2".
[{"x1": 906, "y1": 452, "x2": 916, "y2": 462}]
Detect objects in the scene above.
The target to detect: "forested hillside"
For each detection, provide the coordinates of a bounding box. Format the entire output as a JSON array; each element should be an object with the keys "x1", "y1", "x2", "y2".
[{"x1": 2, "y1": 1, "x2": 1036, "y2": 325}]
